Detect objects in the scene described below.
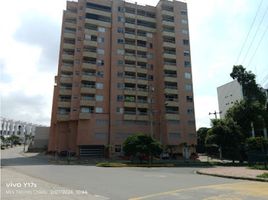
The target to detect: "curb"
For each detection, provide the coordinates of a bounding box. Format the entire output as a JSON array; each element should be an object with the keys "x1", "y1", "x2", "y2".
[{"x1": 196, "y1": 170, "x2": 268, "y2": 182}]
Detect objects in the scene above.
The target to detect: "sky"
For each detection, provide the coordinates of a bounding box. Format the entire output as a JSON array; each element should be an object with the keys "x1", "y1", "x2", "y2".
[{"x1": 0, "y1": 0, "x2": 267, "y2": 128}]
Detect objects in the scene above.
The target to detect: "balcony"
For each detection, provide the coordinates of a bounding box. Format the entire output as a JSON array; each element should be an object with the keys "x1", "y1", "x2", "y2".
[
  {"x1": 162, "y1": 20, "x2": 174, "y2": 26},
  {"x1": 161, "y1": 10, "x2": 174, "y2": 16},
  {"x1": 124, "y1": 114, "x2": 136, "y2": 120},
  {"x1": 136, "y1": 79, "x2": 148, "y2": 85},
  {"x1": 60, "y1": 76, "x2": 73, "y2": 83},
  {"x1": 85, "y1": 18, "x2": 111, "y2": 28},
  {"x1": 163, "y1": 53, "x2": 176, "y2": 59},
  {"x1": 165, "y1": 114, "x2": 180, "y2": 120},
  {"x1": 162, "y1": 31, "x2": 175, "y2": 37},
  {"x1": 137, "y1": 115, "x2": 149, "y2": 121},
  {"x1": 61, "y1": 65, "x2": 73, "y2": 72},
  {"x1": 164, "y1": 64, "x2": 177, "y2": 71},
  {"x1": 83, "y1": 51, "x2": 97, "y2": 58},
  {"x1": 81, "y1": 87, "x2": 96, "y2": 94},
  {"x1": 58, "y1": 101, "x2": 71, "y2": 107},
  {"x1": 82, "y1": 63, "x2": 96, "y2": 70},
  {"x1": 124, "y1": 89, "x2": 136, "y2": 95},
  {"x1": 63, "y1": 32, "x2": 75, "y2": 38},
  {"x1": 163, "y1": 42, "x2": 176, "y2": 48},
  {"x1": 63, "y1": 43, "x2": 75, "y2": 49},
  {"x1": 59, "y1": 89, "x2": 72, "y2": 95},
  {"x1": 85, "y1": 8, "x2": 111, "y2": 17},
  {"x1": 164, "y1": 88, "x2": 178, "y2": 94},
  {"x1": 124, "y1": 101, "x2": 136, "y2": 107},
  {"x1": 124, "y1": 33, "x2": 136, "y2": 39},
  {"x1": 124, "y1": 66, "x2": 136, "y2": 72},
  {"x1": 164, "y1": 76, "x2": 178, "y2": 82},
  {"x1": 81, "y1": 75, "x2": 96, "y2": 82},
  {"x1": 124, "y1": 55, "x2": 136, "y2": 61},
  {"x1": 57, "y1": 114, "x2": 69, "y2": 121},
  {"x1": 164, "y1": 100, "x2": 179, "y2": 107},
  {"x1": 62, "y1": 54, "x2": 74, "y2": 60},
  {"x1": 125, "y1": 23, "x2": 136, "y2": 29},
  {"x1": 84, "y1": 40, "x2": 97, "y2": 46},
  {"x1": 80, "y1": 100, "x2": 95, "y2": 107}
]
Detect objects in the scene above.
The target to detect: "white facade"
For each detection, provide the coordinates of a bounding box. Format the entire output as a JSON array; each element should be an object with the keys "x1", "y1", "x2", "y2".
[
  {"x1": 217, "y1": 80, "x2": 244, "y2": 118},
  {"x1": 0, "y1": 117, "x2": 38, "y2": 140}
]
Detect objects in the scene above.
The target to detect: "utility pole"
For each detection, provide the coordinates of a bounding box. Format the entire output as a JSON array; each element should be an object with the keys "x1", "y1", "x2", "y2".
[{"x1": 209, "y1": 111, "x2": 222, "y2": 119}]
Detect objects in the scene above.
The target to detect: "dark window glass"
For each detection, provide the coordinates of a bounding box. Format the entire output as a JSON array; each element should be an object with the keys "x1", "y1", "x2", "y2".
[
  {"x1": 85, "y1": 13, "x2": 111, "y2": 23},
  {"x1": 86, "y1": 2, "x2": 111, "y2": 12}
]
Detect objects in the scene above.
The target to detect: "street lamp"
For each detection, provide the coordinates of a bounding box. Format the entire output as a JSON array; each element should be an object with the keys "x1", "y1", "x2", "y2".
[{"x1": 209, "y1": 111, "x2": 222, "y2": 119}]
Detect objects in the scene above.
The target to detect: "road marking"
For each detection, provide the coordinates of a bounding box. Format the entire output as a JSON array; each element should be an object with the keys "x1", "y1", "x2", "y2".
[
  {"x1": 94, "y1": 194, "x2": 110, "y2": 199},
  {"x1": 128, "y1": 181, "x2": 268, "y2": 200}
]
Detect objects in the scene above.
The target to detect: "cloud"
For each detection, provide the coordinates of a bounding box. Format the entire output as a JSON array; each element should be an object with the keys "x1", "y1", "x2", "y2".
[{"x1": 1, "y1": 92, "x2": 51, "y2": 125}]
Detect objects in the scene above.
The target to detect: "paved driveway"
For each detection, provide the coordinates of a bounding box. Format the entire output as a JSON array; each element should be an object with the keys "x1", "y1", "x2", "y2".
[{"x1": 1, "y1": 147, "x2": 268, "y2": 200}]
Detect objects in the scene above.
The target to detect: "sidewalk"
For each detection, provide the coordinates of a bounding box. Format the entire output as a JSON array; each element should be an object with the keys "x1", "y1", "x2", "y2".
[
  {"x1": 1, "y1": 168, "x2": 102, "y2": 200},
  {"x1": 197, "y1": 166, "x2": 268, "y2": 182}
]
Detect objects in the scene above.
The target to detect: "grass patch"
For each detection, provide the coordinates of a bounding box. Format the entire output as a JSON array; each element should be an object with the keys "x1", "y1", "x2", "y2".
[
  {"x1": 96, "y1": 162, "x2": 127, "y2": 167},
  {"x1": 249, "y1": 164, "x2": 268, "y2": 170},
  {"x1": 257, "y1": 173, "x2": 268, "y2": 179}
]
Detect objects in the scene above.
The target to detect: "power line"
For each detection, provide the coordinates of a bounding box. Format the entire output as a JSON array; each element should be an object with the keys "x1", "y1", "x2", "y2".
[
  {"x1": 241, "y1": 3, "x2": 268, "y2": 65},
  {"x1": 235, "y1": 0, "x2": 264, "y2": 64},
  {"x1": 246, "y1": 23, "x2": 268, "y2": 75}
]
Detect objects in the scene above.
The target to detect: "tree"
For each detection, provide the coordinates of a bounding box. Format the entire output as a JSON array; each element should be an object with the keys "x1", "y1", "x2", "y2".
[
  {"x1": 123, "y1": 133, "x2": 162, "y2": 163},
  {"x1": 245, "y1": 137, "x2": 268, "y2": 153},
  {"x1": 206, "y1": 119, "x2": 243, "y2": 162},
  {"x1": 196, "y1": 127, "x2": 210, "y2": 153},
  {"x1": 228, "y1": 65, "x2": 268, "y2": 137},
  {"x1": 230, "y1": 65, "x2": 266, "y2": 105}
]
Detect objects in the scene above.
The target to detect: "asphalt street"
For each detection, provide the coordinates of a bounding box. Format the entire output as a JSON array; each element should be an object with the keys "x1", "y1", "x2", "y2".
[{"x1": 1, "y1": 147, "x2": 268, "y2": 200}]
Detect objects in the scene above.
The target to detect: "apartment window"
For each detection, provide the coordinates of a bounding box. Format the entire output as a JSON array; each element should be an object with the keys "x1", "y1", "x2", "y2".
[
  {"x1": 164, "y1": 58, "x2": 176, "y2": 66},
  {"x1": 85, "y1": 23, "x2": 97, "y2": 30},
  {"x1": 162, "y1": 5, "x2": 174, "y2": 12},
  {"x1": 137, "y1": 30, "x2": 147, "y2": 37},
  {"x1": 124, "y1": 107, "x2": 136, "y2": 115},
  {"x1": 117, "y1": 49, "x2": 124, "y2": 55},
  {"x1": 184, "y1": 61, "x2": 191, "y2": 67},
  {"x1": 137, "y1": 10, "x2": 155, "y2": 18},
  {"x1": 63, "y1": 38, "x2": 75, "y2": 44},
  {"x1": 118, "y1": 6, "x2": 124, "y2": 12},
  {"x1": 81, "y1": 94, "x2": 95, "y2": 100},
  {"x1": 163, "y1": 25, "x2": 174, "y2": 33},
  {"x1": 80, "y1": 106, "x2": 94, "y2": 113},
  {"x1": 185, "y1": 72, "x2": 191, "y2": 79},
  {"x1": 166, "y1": 106, "x2": 179, "y2": 114},
  {"x1": 183, "y1": 39, "x2": 189, "y2": 45},
  {"x1": 96, "y1": 83, "x2": 104, "y2": 89},
  {"x1": 118, "y1": 16, "x2": 125, "y2": 22},
  {"x1": 125, "y1": 38, "x2": 136, "y2": 45},
  {"x1": 95, "y1": 107, "x2": 103, "y2": 113},
  {"x1": 125, "y1": 18, "x2": 135, "y2": 24},
  {"x1": 181, "y1": 19, "x2": 188, "y2": 24},
  {"x1": 98, "y1": 27, "x2": 105, "y2": 32},
  {"x1": 117, "y1": 83, "x2": 124, "y2": 89},
  {"x1": 185, "y1": 84, "x2": 192, "y2": 91},
  {"x1": 137, "y1": 20, "x2": 156, "y2": 28},
  {"x1": 96, "y1": 71, "x2": 104, "y2": 77},
  {"x1": 162, "y1": 15, "x2": 174, "y2": 22},
  {"x1": 182, "y1": 30, "x2": 188, "y2": 34},
  {"x1": 59, "y1": 95, "x2": 71, "y2": 102},
  {"x1": 118, "y1": 60, "x2": 124, "y2": 65},
  {"x1": 64, "y1": 27, "x2": 76, "y2": 34},
  {"x1": 60, "y1": 83, "x2": 72, "y2": 90},
  {"x1": 117, "y1": 39, "x2": 124, "y2": 44},
  {"x1": 181, "y1": 10, "x2": 187, "y2": 15},
  {"x1": 58, "y1": 107, "x2": 70, "y2": 115},
  {"x1": 97, "y1": 48, "x2": 104, "y2": 55},
  {"x1": 163, "y1": 36, "x2": 175, "y2": 43},
  {"x1": 137, "y1": 40, "x2": 146, "y2": 47},
  {"x1": 125, "y1": 7, "x2": 135, "y2": 14},
  {"x1": 97, "y1": 60, "x2": 104, "y2": 66},
  {"x1": 117, "y1": 95, "x2": 123, "y2": 102},
  {"x1": 184, "y1": 50, "x2": 190, "y2": 56},
  {"x1": 86, "y1": 2, "x2": 111, "y2": 12},
  {"x1": 98, "y1": 37, "x2": 104, "y2": 43},
  {"x1": 187, "y1": 108, "x2": 194, "y2": 115},
  {"x1": 163, "y1": 47, "x2": 176, "y2": 55},
  {"x1": 116, "y1": 107, "x2": 124, "y2": 114},
  {"x1": 83, "y1": 57, "x2": 96, "y2": 64},
  {"x1": 85, "y1": 13, "x2": 111, "y2": 23},
  {"x1": 186, "y1": 96, "x2": 193, "y2": 102},
  {"x1": 118, "y1": 27, "x2": 124, "y2": 33},
  {"x1": 125, "y1": 28, "x2": 135, "y2": 35}
]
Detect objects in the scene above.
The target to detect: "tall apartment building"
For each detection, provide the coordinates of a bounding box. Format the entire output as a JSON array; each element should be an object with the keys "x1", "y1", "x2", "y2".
[{"x1": 48, "y1": 0, "x2": 196, "y2": 158}]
